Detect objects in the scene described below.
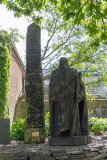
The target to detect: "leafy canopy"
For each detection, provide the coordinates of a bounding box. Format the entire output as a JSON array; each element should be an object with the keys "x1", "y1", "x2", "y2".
[
  {"x1": 2, "y1": 0, "x2": 107, "y2": 43},
  {"x1": 38, "y1": 4, "x2": 107, "y2": 89},
  {"x1": 1, "y1": 0, "x2": 107, "y2": 89}
]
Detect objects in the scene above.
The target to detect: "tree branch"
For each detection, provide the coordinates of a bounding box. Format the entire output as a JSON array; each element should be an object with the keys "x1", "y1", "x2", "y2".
[
  {"x1": 90, "y1": 0, "x2": 107, "y2": 32},
  {"x1": 76, "y1": 0, "x2": 89, "y2": 18},
  {"x1": 71, "y1": 48, "x2": 107, "y2": 67},
  {"x1": 90, "y1": 0, "x2": 107, "y2": 20}
]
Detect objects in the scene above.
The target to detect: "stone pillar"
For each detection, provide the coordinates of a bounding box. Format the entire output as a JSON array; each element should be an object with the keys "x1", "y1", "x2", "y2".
[{"x1": 24, "y1": 23, "x2": 45, "y2": 143}]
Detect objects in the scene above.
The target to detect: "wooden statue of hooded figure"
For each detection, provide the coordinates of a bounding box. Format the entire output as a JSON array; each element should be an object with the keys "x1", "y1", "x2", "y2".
[{"x1": 49, "y1": 57, "x2": 90, "y2": 145}]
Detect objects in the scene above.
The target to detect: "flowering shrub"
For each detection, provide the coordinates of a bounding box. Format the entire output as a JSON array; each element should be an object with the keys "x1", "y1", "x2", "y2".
[{"x1": 96, "y1": 108, "x2": 102, "y2": 117}]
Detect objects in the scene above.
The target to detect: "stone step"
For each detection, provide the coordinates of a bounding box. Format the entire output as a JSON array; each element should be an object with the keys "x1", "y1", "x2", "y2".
[
  {"x1": 3, "y1": 154, "x2": 31, "y2": 160},
  {"x1": 3, "y1": 158, "x2": 26, "y2": 160}
]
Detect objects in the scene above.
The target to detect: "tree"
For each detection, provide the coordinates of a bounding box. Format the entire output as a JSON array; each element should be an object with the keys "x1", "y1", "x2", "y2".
[
  {"x1": 40, "y1": 5, "x2": 107, "y2": 89},
  {"x1": 1, "y1": 0, "x2": 107, "y2": 88},
  {"x1": 55, "y1": 0, "x2": 107, "y2": 43},
  {"x1": 2, "y1": 0, "x2": 107, "y2": 43}
]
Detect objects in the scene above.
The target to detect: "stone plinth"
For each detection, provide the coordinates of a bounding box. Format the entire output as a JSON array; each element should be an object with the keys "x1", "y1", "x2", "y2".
[
  {"x1": 49, "y1": 136, "x2": 91, "y2": 146},
  {"x1": 0, "y1": 119, "x2": 10, "y2": 145}
]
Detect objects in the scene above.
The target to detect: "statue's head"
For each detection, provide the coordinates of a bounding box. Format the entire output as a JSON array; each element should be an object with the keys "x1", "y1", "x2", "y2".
[{"x1": 59, "y1": 57, "x2": 69, "y2": 70}]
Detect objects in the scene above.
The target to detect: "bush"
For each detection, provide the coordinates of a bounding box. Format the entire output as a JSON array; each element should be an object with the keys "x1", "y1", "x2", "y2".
[
  {"x1": 11, "y1": 114, "x2": 107, "y2": 140},
  {"x1": 11, "y1": 112, "x2": 50, "y2": 140},
  {"x1": 45, "y1": 112, "x2": 50, "y2": 138},
  {"x1": 89, "y1": 117, "x2": 107, "y2": 134},
  {"x1": 11, "y1": 118, "x2": 25, "y2": 140}
]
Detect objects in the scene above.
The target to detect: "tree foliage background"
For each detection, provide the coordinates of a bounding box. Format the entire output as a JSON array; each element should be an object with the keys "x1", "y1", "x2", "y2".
[{"x1": 1, "y1": 0, "x2": 107, "y2": 90}]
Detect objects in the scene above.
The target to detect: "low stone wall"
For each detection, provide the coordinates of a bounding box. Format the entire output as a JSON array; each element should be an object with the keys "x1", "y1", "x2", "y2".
[
  {"x1": 13, "y1": 95, "x2": 107, "y2": 123},
  {"x1": 0, "y1": 135, "x2": 107, "y2": 160},
  {"x1": 87, "y1": 99, "x2": 107, "y2": 116},
  {"x1": 13, "y1": 95, "x2": 50, "y2": 123},
  {"x1": 44, "y1": 96, "x2": 107, "y2": 116},
  {"x1": 13, "y1": 94, "x2": 26, "y2": 122}
]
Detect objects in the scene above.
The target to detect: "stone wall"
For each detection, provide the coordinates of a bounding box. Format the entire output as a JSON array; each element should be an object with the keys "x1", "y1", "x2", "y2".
[
  {"x1": 13, "y1": 94, "x2": 26, "y2": 122},
  {"x1": 87, "y1": 99, "x2": 107, "y2": 117},
  {"x1": 8, "y1": 47, "x2": 25, "y2": 126},
  {"x1": 0, "y1": 135, "x2": 107, "y2": 160},
  {"x1": 13, "y1": 95, "x2": 49, "y2": 122},
  {"x1": 44, "y1": 95, "x2": 107, "y2": 116},
  {"x1": 13, "y1": 95, "x2": 107, "y2": 123}
]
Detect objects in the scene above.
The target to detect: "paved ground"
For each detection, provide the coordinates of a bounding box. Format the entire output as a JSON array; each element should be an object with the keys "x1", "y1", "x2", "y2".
[{"x1": 0, "y1": 133, "x2": 107, "y2": 153}]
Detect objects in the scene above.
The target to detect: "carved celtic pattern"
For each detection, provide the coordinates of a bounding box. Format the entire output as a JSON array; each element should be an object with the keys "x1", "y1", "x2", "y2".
[
  {"x1": 26, "y1": 82, "x2": 43, "y2": 114},
  {"x1": 26, "y1": 24, "x2": 41, "y2": 72},
  {"x1": 27, "y1": 115, "x2": 43, "y2": 128}
]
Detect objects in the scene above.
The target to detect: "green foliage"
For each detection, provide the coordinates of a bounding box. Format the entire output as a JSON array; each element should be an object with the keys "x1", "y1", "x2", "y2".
[
  {"x1": 10, "y1": 118, "x2": 25, "y2": 140},
  {"x1": 88, "y1": 109, "x2": 94, "y2": 119},
  {"x1": 0, "y1": 28, "x2": 24, "y2": 118},
  {"x1": 0, "y1": 33, "x2": 11, "y2": 118},
  {"x1": 10, "y1": 116, "x2": 107, "y2": 140},
  {"x1": 1, "y1": 0, "x2": 107, "y2": 88},
  {"x1": 41, "y1": 5, "x2": 107, "y2": 88},
  {"x1": 45, "y1": 112, "x2": 50, "y2": 138},
  {"x1": 2, "y1": 0, "x2": 107, "y2": 42},
  {"x1": 86, "y1": 93, "x2": 96, "y2": 101},
  {"x1": 11, "y1": 113, "x2": 50, "y2": 140},
  {"x1": 89, "y1": 117, "x2": 107, "y2": 134},
  {"x1": 44, "y1": 85, "x2": 49, "y2": 95},
  {"x1": 8, "y1": 28, "x2": 25, "y2": 43}
]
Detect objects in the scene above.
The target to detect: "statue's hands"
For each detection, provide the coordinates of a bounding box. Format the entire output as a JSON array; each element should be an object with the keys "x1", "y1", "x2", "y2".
[
  {"x1": 51, "y1": 95, "x2": 56, "y2": 103},
  {"x1": 52, "y1": 94, "x2": 64, "y2": 103},
  {"x1": 77, "y1": 94, "x2": 82, "y2": 103},
  {"x1": 54, "y1": 94, "x2": 64, "y2": 102}
]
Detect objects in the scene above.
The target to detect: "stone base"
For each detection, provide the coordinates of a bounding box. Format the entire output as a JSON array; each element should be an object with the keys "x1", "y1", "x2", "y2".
[
  {"x1": 49, "y1": 135, "x2": 91, "y2": 146},
  {"x1": 24, "y1": 128, "x2": 45, "y2": 144},
  {"x1": 0, "y1": 119, "x2": 10, "y2": 144}
]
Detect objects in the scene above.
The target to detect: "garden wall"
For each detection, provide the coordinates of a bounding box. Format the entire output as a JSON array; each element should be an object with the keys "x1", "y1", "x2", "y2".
[
  {"x1": 13, "y1": 95, "x2": 49, "y2": 122},
  {"x1": 13, "y1": 95, "x2": 107, "y2": 123},
  {"x1": 87, "y1": 99, "x2": 107, "y2": 117},
  {"x1": 43, "y1": 96, "x2": 107, "y2": 117},
  {"x1": 43, "y1": 96, "x2": 107, "y2": 116}
]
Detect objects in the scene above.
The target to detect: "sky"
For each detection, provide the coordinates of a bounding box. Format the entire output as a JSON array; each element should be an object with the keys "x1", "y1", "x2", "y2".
[
  {"x1": 0, "y1": 4, "x2": 30, "y2": 63},
  {"x1": 0, "y1": 4, "x2": 48, "y2": 64}
]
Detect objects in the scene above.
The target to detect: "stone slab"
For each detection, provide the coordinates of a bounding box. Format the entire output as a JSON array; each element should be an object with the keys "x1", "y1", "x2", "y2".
[
  {"x1": 3, "y1": 158, "x2": 26, "y2": 160},
  {"x1": 34, "y1": 156, "x2": 54, "y2": 160},
  {"x1": 0, "y1": 119, "x2": 10, "y2": 145},
  {"x1": 49, "y1": 136, "x2": 91, "y2": 146}
]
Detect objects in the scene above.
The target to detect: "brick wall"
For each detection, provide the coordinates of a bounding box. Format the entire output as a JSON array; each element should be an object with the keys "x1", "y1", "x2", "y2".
[{"x1": 8, "y1": 47, "x2": 25, "y2": 126}]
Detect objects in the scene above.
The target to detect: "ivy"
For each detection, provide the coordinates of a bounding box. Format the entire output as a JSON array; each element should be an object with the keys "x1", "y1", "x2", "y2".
[{"x1": 0, "y1": 33, "x2": 11, "y2": 118}]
